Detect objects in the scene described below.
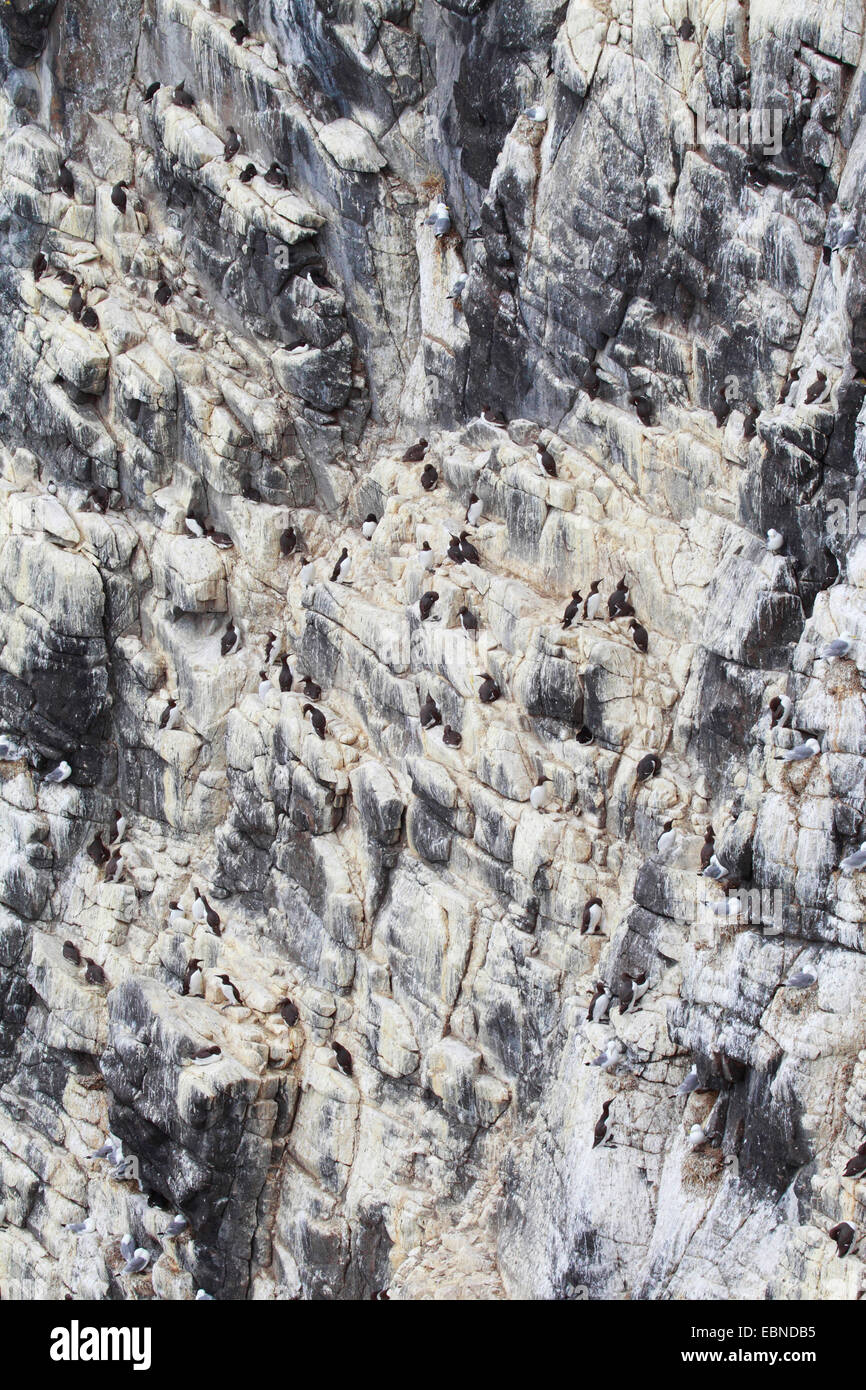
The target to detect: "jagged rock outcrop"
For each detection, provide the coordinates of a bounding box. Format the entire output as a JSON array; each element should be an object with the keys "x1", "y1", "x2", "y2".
[{"x1": 1, "y1": 0, "x2": 865, "y2": 1301}]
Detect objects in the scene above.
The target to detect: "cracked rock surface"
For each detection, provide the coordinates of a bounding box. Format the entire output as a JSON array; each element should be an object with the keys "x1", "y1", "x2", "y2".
[{"x1": 1, "y1": 0, "x2": 865, "y2": 1300}]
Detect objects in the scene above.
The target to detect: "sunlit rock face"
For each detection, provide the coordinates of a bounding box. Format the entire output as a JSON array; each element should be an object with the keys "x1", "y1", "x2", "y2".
[{"x1": 0, "y1": 0, "x2": 865, "y2": 1301}]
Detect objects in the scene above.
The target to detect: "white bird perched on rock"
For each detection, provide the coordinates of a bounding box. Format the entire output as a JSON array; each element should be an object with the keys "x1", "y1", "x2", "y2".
[
  {"x1": 90, "y1": 1137, "x2": 122, "y2": 1164},
  {"x1": 165, "y1": 1214, "x2": 189, "y2": 1237},
  {"x1": 123, "y1": 1248, "x2": 151, "y2": 1275},
  {"x1": 702, "y1": 854, "x2": 729, "y2": 881},
  {"x1": 426, "y1": 201, "x2": 451, "y2": 237},
  {"x1": 775, "y1": 737, "x2": 821, "y2": 762},
  {"x1": 840, "y1": 842, "x2": 866, "y2": 873},
  {"x1": 299, "y1": 556, "x2": 316, "y2": 586},
  {"x1": 44, "y1": 760, "x2": 72, "y2": 784},
  {"x1": 524, "y1": 105, "x2": 548, "y2": 122},
  {"x1": 709, "y1": 897, "x2": 741, "y2": 918},
  {"x1": 783, "y1": 969, "x2": 817, "y2": 989},
  {"x1": 587, "y1": 1039, "x2": 623, "y2": 1072},
  {"x1": 0, "y1": 734, "x2": 25, "y2": 761},
  {"x1": 530, "y1": 775, "x2": 552, "y2": 810},
  {"x1": 687, "y1": 1123, "x2": 714, "y2": 1150},
  {"x1": 196, "y1": 1289, "x2": 214, "y2": 1300},
  {"x1": 120, "y1": 1233, "x2": 136, "y2": 1262},
  {"x1": 66, "y1": 1216, "x2": 95, "y2": 1234},
  {"x1": 820, "y1": 632, "x2": 854, "y2": 660},
  {"x1": 677, "y1": 1066, "x2": 701, "y2": 1096},
  {"x1": 766, "y1": 528, "x2": 784, "y2": 552}
]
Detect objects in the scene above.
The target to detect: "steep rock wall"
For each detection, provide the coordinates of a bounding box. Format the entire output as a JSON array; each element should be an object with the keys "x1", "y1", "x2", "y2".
[{"x1": 0, "y1": 0, "x2": 865, "y2": 1300}]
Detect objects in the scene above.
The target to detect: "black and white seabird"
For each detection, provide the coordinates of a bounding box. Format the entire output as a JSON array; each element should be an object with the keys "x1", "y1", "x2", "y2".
[
  {"x1": 299, "y1": 556, "x2": 317, "y2": 586},
  {"x1": 80, "y1": 306, "x2": 99, "y2": 330},
  {"x1": 122, "y1": 1248, "x2": 151, "y2": 1275},
  {"x1": 769, "y1": 695, "x2": 792, "y2": 728},
  {"x1": 584, "y1": 580, "x2": 602, "y2": 620},
  {"x1": 635, "y1": 754, "x2": 661, "y2": 782},
  {"x1": 699, "y1": 827, "x2": 715, "y2": 870},
  {"x1": 459, "y1": 532, "x2": 481, "y2": 566},
  {"x1": 828, "y1": 1223, "x2": 857, "y2": 1258},
  {"x1": 418, "y1": 591, "x2": 439, "y2": 621},
  {"x1": 702, "y1": 853, "x2": 729, "y2": 882},
  {"x1": 442, "y1": 725, "x2": 462, "y2": 747},
  {"x1": 743, "y1": 405, "x2": 759, "y2": 439},
  {"x1": 447, "y1": 536, "x2": 464, "y2": 565},
  {"x1": 630, "y1": 394, "x2": 653, "y2": 426},
  {"x1": 58, "y1": 162, "x2": 75, "y2": 198},
  {"x1": 592, "y1": 1100, "x2": 614, "y2": 1148},
  {"x1": 206, "y1": 525, "x2": 233, "y2": 550},
  {"x1": 193, "y1": 888, "x2": 221, "y2": 934},
  {"x1": 63, "y1": 940, "x2": 82, "y2": 966},
  {"x1": 110, "y1": 181, "x2": 128, "y2": 214},
  {"x1": 580, "y1": 897, "x2": 605, "y2": 935},
  {"x1": 608, "y1": 578, "x2": 632, "y2": 617},
  {"x1": 239, "y1": 163, "x2": 257, "y2": 183},
  {"x1": 192, "y1": 1045, "x2": 222, "y2": 1064},
  {"x1": 332, "y1": 1041, "x2": 353, "y2": 1075},
  {"x1": 481, "y1": 405, "x2": 507, "y2": 427},
  {"x1": 304, "y1": 704, "x2": 327, "y2": 740},
  {"x1": 279, "y1": 999, "x2": 300, "y2": 1027},
  {"x1": 173, "y1": 81, "x2": 195, "y2": 109},
  {"x1": 804, "y1": 372, "x2": 828, "y2": 405},
  {"x1": 420, "y1": 464, "x2": 438, "y2": 491},
  {"x1": 216, "y1": 973, "x2": 242, "y2": 1006},
  {"x1": 221, "y1": 620, "x2": 240, "y2": 657},
  {"x1": 153, "y1": 280, "x2": 173, "y2": 308},
  {"x1": 586, "y1": 980, "x2": 611, "y2": 1022},
  {"x1": 629, "y1": 620, "x2": 648, "y2": 653},
  {"x1": 301, "y1": 675, "x2": 322, "y2": 701},
  {"x1": 143, "y1": 81, "x2": 161, "y2": 101},
  {"x1": 457, "y1": 606, "x2": 477, "y2": 635},
  {"x1": 576, "y1": 725, "x2": 594, "y2": 745},
  {"x1": 678, "y1": 16, "x2": 695, "y2": 39},
  {"x1": 174, "y1": 329, "x2": 197, "y2": 348},
  {"x1": 104, "y1": 853, "x2": 124, "y2": 883},
  {"x1": 278, "y1": 655, "x2": 293, "y2": 693},
  {"x1": 842, "y1": 1143, "x2": 866, "y2": 1179},
  {"x1": 419, "y1": 692, "x2": 441, "y2": 729},
  {"x1": 84, "y1": 957, "x2": 107, "y2": 987},
  {"x1": 536, "y1": 444, "x2": 557, "y2": 477},
  {"x1": 159, "y1": 697, "x2": 178, "y2": 730},
  {"x1": 618, "y1": 970, "x2": 648, "y2": 1014},
  {"x1": 280, "y1": 526, "x2": 298, "y2": 556},
  {"x1": 264, "y1": 162, "x2": 288, "y2": 188},
  {"x1": 561, "y1": 591, "x2": 582, "y2": 629},
  {"x1": 466, "y1": 494, "x2": 482, "y2": 527},
  {"x1": 32, "y1": 252, "x2": 47, "y2": 280},
  {"x1": 87, "y1": 834, "x2": 110, "y2": 868},
  {"x1": 362, "y1": 513, "x2": 378, "y2": 540},
  {"x1": 165, "y1": 1214, "x2": 189, "y2": 1237},
  {"x1": 68, "y1": 287, "x2": 84, "y2": 319},
  {"x1": 478, "y1": 673, "x2": 501, "y2": 703},
  {"x1": 330, "y1": 547, "x2": 351, "y2": 583},
  {"x1": 223, "y1": 127, "x2": 240, "y2": 160},
  {"x1": 657, "y1": 820, "x2": 677, "y2": 856},
  {"x1": 402, "y1": 438, "x2": 428, "y2": 463},
  {"x1": 230, "y1": 19, "x2": 250, "y2": 42},
  {"x1": 181, "y1": 958, "x2": 204, "y2": 998}
]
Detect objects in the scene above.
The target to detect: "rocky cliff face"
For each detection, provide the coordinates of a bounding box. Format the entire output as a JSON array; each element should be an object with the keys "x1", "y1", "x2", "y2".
[{"x1": 1, "y1": 0, "x2": 865, "y2": 1301}]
